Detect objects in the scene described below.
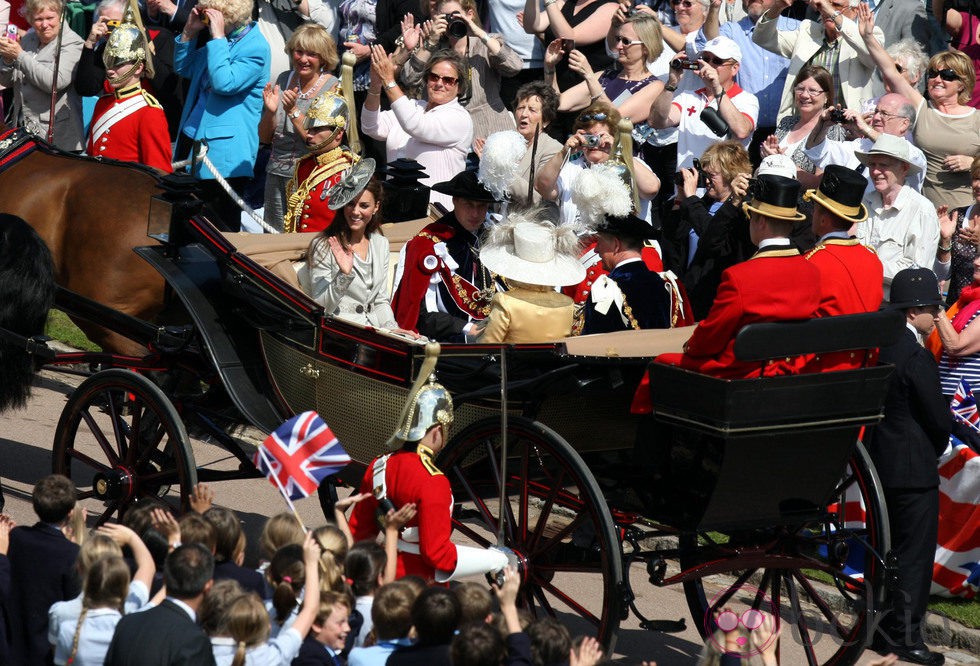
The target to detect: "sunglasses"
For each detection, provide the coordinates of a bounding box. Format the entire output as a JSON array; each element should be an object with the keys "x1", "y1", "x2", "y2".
[
  {"x1": 579, "y1": 112, "x2": 608, "y2": 122},
  {"x1": 716, "y1": 609, "x2": 768, "y2": 632},
  {"x1": 702, "y1": 55, "x2": 733, "y2": 67},
  {"x1": 671, "y1": 0, "x2": 694, "y2": 7},
  {"x1": 927, "y1": 68, "x2": 959, "y2": 81},
  {"x1": 614, "y1": 36, "x2": 644, "y2": 46},
  {"x1": 427, "y1": 72, "x2": 459, "y2": 86}
]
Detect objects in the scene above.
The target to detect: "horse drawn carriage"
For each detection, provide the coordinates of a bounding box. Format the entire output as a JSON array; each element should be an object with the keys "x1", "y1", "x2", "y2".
[{"x1": 2, "y1": 167, "x2": 905, "y2": 665}]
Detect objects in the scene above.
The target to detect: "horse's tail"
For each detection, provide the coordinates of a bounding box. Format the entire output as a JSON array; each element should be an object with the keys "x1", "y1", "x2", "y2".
[{"x1": 0, "y1": 214, "x2": 55, "y2": 413}]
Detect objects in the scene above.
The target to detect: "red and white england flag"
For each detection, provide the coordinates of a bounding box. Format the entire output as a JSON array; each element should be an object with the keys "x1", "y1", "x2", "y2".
[
  {"x1": 931, "y1": 440, "x2": 980, "y2": 599},
  {"x1": 253, "y1": 411, "x2": 351, "y2": 500}
]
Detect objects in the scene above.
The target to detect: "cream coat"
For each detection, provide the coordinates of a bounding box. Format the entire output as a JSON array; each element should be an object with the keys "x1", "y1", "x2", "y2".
[
  {"x1": 477, "y1": 285, "x2": 575, "y2": 344},
  {"x1": 0, "y1": 27, "x2": 84, "y2": 150},
  {"x1": 752, "y1": 14, "x2": 883, "y2": 123}
]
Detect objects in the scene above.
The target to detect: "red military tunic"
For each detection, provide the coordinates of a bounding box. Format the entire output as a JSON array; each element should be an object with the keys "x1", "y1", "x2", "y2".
[
  {"x1": 804, "y1": 236, "x2": 884, "y2": 372},
  {"x1": 656, "y1": 244, "x2": 821, "y2": 379},
  {"x1": 86, "y1": 85, "x2": 173, "y2": 173},
  {"x1": 348, "y1": 446, "x2": 457, "y2": 582},
  {"x1": 282, "y1": 147, "x2": 356, "y2": 233}
]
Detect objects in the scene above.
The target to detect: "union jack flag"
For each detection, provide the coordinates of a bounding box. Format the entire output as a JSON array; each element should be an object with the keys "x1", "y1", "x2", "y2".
[
  {"x1": 951, "y1": 379, "x2": 980, "y2": 432},
  {"x1": 253, "y1": 411, "x2": 351, "y2": 500}
]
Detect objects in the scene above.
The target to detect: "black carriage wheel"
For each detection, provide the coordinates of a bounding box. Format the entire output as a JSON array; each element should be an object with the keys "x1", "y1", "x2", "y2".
[
  {"x1": 438, "y1": 416, "x2": 624, "y2": 650},
  {"x1": 680, "y1": 441, "x2": 890, "y2": 666},
  {"x1": 53, "y1": 369, "x2": 198, "y2": 524}
]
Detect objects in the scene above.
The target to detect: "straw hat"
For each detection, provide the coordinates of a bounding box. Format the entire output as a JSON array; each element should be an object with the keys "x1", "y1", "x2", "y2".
[
  {"x1": 803, "y1": 164, "x2": 869, "y2": 223},
  {"x1": 480, "y1": 212, "x2": 585, "y2": 287},
  {"x1": 742, "y1": 174, "x2": 806, "y2": 222},
  {"x1": 854, "y1": 133, "x2": 921, "y2": 175}
]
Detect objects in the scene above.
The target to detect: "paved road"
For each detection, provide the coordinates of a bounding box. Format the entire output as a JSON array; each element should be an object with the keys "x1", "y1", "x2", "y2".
[{"x1": 0, "y1": 368, "x2": 968, "y2": 665}]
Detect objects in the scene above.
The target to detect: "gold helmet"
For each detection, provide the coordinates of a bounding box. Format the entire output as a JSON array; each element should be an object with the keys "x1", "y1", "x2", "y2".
[
  {"x1": 386, "y1": 343, "x2": 454, "y2": 449},
  {"x1": 304, "y1": 89, "x2": 350, "y2": 133},
  {"x1": 102, "y1": 1, "x2": 155, "y2": 82}
]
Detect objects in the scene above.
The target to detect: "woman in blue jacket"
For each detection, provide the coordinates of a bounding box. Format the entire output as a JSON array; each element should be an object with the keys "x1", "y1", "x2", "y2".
[{"x1": 175, "y1": 0, "x2": 270, "y2": 230}]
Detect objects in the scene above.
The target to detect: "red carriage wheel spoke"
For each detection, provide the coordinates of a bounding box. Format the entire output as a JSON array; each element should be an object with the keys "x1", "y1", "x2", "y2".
[
  {"x1": 526, "y1": 468, "x2": 567, "y2": 552},
  {"x1": 79, "y1": 405, "x2": 123, "y2": 466},
  {"x1": 480, "y1": 438, "x2": 517, "y2": 544},
  {"x1": 518, "y1": 444, "x2": 530, "y2": 542},
  {"x1": 530, "y1": 584, "x2": 557, "y2": 618},
  {"x1": 66, "y1": 448, "x2": 113, "y2": 473},
  {"x1": 791, "y1": 571, "x2": 851, "y2": 639},
  {"x1": 784, "y1": 571, "x2": 819, "y2": 666},
  {"x1": 448, "y1": 461, "x2": 500, "y2": 537},
  {"x1": 538, "y1": 579, "x2": 601, "y2": 625},
  {"x1": 450, "y1": 519, "x2": 495, "y2": 548},
  {"x1": 529, "y1": 512, "x2": 588, "y2": 559}
]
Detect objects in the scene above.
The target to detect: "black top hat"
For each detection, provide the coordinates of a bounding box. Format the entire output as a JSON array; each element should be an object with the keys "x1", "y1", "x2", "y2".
[
  {"x1": 888, "y1": 267, "x2": 943, "y2": 310},
  {"x1": 742, "y1": 174, "x2": 805, "y2": 222},
  {"x1": 431, "y1": 170, "x2": 496, "y2": 203},
  {"x1": 598, "y1": 213, "x2": 656, "y2": 239},
  {"x1": 803, "y1": 164, "x2": 868, "y2": 223}
]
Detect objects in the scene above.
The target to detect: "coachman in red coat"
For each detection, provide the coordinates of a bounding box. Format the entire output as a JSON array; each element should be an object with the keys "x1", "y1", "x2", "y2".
[{"x1": 656, "y1": 175, "x2": 821, "y2": 379}]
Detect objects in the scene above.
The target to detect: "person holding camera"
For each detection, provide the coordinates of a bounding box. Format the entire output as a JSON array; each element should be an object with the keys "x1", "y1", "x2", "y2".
[
  {"x1": 670, "y1": 141, "x2": 754, "y2": 319},
  {"x1": 534, "y1": 101, "x2": 661, "y2": 227},
  {"x1": 399, "y1": 0, "x2": 522, "y2": 147},
  {"x1": 648, "y1": 35, "x2": 758, "y2": 171}
]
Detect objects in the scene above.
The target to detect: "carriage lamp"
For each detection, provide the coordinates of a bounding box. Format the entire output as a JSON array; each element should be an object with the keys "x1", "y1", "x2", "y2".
[{"x1": 147, "y1": 173, "x2": 204, "y2": 249}]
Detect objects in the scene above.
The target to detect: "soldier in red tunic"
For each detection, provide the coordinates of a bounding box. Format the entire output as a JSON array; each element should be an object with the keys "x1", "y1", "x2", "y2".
[
  {"x1": 283, "y1": 89, "x2": 358, "y2": 234},
  {"x1": 656, "y1": 175, "x2": 821, "y2": 379},
  {"x1": 803, "y1": 164, "x2": 885, "y2": 372},
  {"x1": 86, "y1": 10, "x2": 172, "y2": 173},
  {"x1": 347, "y1": 346, "x2": 508, "y2": 583}
]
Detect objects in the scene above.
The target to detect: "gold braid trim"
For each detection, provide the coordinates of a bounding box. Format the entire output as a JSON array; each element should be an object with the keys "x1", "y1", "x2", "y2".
[
  {"x1": 418, "y1": 231, "x2": 494, "y2": 317},
  {"x1": 283, "y1": 148, "x2": 354, "y2": 233},
  {"x1": 620, "y1": 291, "x2": 641, "y2": 330}
]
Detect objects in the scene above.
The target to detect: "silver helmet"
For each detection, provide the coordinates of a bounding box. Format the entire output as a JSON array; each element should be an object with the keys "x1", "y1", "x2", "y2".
[
  {"x1": 388, "y1": 376, "x2": 454, "y2": 448},
  {"x1": 102, "y1": 3, "x2": 155, "y2": 82},
  {"x1": 304, "y1": 89, "x2": 350, "y2": 133}
]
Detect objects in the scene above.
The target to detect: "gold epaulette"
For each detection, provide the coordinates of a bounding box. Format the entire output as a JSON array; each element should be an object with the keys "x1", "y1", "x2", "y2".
[
  {"x1": 141, "y1": 89, "x2": 163, "y2": 109},
  {"x1": 805, "y1": 245, "x2": 825, "y2": 259},
  {"x1": 417, "y1": 444, "x2": 444, "y2": 477}
]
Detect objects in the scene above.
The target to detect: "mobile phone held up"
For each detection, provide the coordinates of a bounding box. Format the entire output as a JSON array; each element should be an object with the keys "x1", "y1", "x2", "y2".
[{"x1": 5, "y1": 24, "x2": 18, "y2": 41}]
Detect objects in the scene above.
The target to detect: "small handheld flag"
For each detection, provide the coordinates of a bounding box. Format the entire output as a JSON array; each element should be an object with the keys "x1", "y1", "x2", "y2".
[
  {"x1": 951, "y1": 379, "x2": 980, "y2": 432},
  {"x1": 254, "y1": 411, "x2": 351, "y2": 503}
]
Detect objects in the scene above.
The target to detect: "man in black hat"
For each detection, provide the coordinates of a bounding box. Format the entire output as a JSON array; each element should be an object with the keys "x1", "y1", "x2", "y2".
[
  {"x1": 581, "y1": 214, "x2": 672, "y2": 335},
  {"x1": 391, "y1": 171, "x2": 497, "y2": 341},
  {"x1": 865, "y1": 267, "x2": 950, "y2": 666},
  {"x1": 657, "y1": 174, "x2": 821, "y2": 378},
  {"x1": 803, "y1": 164, "x2": 884, "y2": 371}
]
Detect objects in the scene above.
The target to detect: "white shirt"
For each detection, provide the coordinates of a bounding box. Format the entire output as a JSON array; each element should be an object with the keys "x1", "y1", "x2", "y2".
[
  {"x1": 858, "y1": 185, "x2": 942, "y2": 299},
  {"x1": 672, "y1": 84, "x2": 759, "y2": 170},
  {"x1": 803, "y1": 135, "x2": 926, "y2": 194},
  {"x1": 361, "y1": 96, "x2": 474, "y2": 209}
]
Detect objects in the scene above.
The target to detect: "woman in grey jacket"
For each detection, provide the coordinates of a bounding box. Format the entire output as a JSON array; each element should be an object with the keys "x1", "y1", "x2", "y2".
[{"x1": 0, "y1": 0, "x2": 84, "y2": 150}]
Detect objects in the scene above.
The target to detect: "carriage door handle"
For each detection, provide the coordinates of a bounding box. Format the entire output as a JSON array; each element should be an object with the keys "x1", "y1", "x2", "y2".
[{"x1": 299, "y1": 362, "x2": 320, "y2": 379}]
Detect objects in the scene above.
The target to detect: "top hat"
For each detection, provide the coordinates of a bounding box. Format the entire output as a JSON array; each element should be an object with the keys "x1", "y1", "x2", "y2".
[
  {"x1": 888, "y1": 267, "x2": 943, "y2": 310},
  {"x1": 480, "y1": 214, "x2": 585, "y2": 287},
  {"x1": 741, "y1": 174, "x2": 805, "y2": 222},
  {"x1": 803, "y1": 164, "x2": 868, "y2": 223},
  {"x1": 598, "y1": 212, "x2": 657, "y2": 239},
  {"x1": 431, "y1": 170, "x2": 496, "y2": 203},
  {"x1": 854, "y1": 133, "x2": 921, "y2": 175}
]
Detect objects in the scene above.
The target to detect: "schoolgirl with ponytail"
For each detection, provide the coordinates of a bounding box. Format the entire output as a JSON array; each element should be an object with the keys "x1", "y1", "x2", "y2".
[{"x1": 54, "y1": 555, "x2": 131, "y2": 666}]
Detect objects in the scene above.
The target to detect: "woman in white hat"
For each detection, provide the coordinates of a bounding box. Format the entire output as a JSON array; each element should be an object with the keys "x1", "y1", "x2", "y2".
[{"x1": 476, "y1": 210, "x2": 585, "y2": 344}]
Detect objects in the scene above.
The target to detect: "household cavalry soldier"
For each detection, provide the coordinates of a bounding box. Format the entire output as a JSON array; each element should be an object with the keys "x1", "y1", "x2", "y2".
[
  {"x1": 347, "y1": 344, "x2": 509, "y2": 583},
  {"x1": 86, "y1": 4, "x2": 172, "y2": 173},
  {"x1": 282, "y1": 89, "x2": 357, "y2": 233}
]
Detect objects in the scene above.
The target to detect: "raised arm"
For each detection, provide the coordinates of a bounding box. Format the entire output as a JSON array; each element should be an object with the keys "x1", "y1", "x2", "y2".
[
  {"x1": 933, "y1": 0, "x2": 960, "y2": 37},
  {"x1": 290, "y1": 533, "x2": 323, "y2": 638},
  {"x1": 544, "y1": 0, "x2": 620, "y2": 45},
  {"x1": 98, "y1": 524, "x2": 157, "y2": 593},
  {"x1": 856, "y1": 2, "x2": 923, "y2": 108}
]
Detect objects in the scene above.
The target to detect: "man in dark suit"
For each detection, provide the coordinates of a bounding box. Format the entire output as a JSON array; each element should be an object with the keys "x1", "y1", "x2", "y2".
[
  {"x1": 581, "y1": 213, "x2": 672, "y2": 335},
  {"x1": 866, "y1": 268, "x2": 951, "y2": 666},
  {"x1": 657, "y1": 175, "x2": 822, "y2": 378},
  {"x1": 105, "y1": 543, "x2": 217, "y2": 666}
]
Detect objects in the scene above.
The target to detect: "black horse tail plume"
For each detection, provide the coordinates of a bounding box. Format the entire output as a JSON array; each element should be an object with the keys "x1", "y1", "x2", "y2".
[{"x1": 0, "y1": 214, "x2": 55, "y2": 413}]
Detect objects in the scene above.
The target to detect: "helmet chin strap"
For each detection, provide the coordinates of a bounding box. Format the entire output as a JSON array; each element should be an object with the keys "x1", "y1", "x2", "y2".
[
  {"x1": 308, "y1": 126, "x2": 341, "y2": 153},
  {"x1": 108, "y1": 62, "x2": 142, "y2": 88}
]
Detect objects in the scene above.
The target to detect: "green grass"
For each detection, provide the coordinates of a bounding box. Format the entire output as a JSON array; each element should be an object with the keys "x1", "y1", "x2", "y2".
[
  {"x1": 928, "y1": 596, "x2": 980, "y2": 630},
  {"x1": 44, "y1": 310, "x2": 100, "y2": 351}
]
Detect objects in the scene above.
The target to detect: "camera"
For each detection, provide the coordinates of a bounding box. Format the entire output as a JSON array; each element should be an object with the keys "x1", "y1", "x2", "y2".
[
  {"x1": 444, "y1": 13, "x2": 468, "y2": 39},
  {"x1": 829, "y1": 108, "x2": 847, "y2": 123},
  {"x1": 674, "y1": 158, "x2": 709, "y2": 188},
  {"x1": 670, "y1": 59, "x2": 701, "y2": 71},
  {"x1": 105, "y1": 19, "x2": 120, "y2": 32},
  {"x1": 582, "y1": 133, "x2": 601, "y2": 148}
]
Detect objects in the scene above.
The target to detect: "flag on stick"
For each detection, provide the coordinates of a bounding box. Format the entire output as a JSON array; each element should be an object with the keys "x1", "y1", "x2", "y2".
[
  {"x1": 254, "y1": 411, "x2": 351, "y2": 502},
  {"x1": 951, "y1": 379, "x2": 980, "y2": 432}
]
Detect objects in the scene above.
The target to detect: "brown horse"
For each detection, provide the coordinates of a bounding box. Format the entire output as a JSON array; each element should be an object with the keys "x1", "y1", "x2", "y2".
[{"x1": 0, "y1": 127, "x2": 168, "y2": 355}]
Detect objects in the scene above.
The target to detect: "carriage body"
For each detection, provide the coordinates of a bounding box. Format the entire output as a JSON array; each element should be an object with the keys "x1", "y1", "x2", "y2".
[{"x1": 34, "y1": 176, "x2": 902, "y2": 666}]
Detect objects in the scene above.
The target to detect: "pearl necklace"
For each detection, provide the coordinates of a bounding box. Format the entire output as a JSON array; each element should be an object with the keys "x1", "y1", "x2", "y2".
[{"x1": 290, "y1": 71, "x2": 327, "y2": 100}]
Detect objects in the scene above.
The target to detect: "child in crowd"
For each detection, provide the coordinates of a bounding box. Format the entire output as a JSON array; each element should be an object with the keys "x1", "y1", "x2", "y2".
[
  {"x1": 7, "y1": 474, "x2": 82, "y2": 664},
  {"x1": 388, "y1": 587, "x2": 461, "y2": 666},
  {"x1": 295, "y1": 590, "x2": 354, "y2": 665},
  {"x1": 344, "y1": 541, "x2": 386, "y2": 647},
  {"x1": 179, "y1": 512, "x2": 218, "y2": 552},
  {"x1": 312, "y1": 524, "x2": 349, "y2": 593},
  {"x1": 266, "y1": 543, "x2": 308, "y2": 637},
  {"x1": 210, "y1": 533, "x2": 321, "y2": 665},
  {"x1": 457, "y1": 581, "x2": 494, "y2": 627},
  {"x1": 48, "y1": 524, "x2": 155, "y2": 647},
  {"x1": 205, "y1": 506, "x2": 266, "y2": 597},
  {"x1": 54, "y1": 555, "x2": 135, "y2": 665},
  {"x1": 526, "y1": 618, "x2": 571, "y2": 666},
  {"x1": 258, "y1": 512, "x2": 306, "y2": 576},
  {"x1": 451, "y1": 624, "x2": 505, "y2": 666},
  {"x1": 348, "y1": 581, "x2": 417, "y2": 666},
  {"x1": 201, "y1": 579, "x2": 246, "y2": 637}
]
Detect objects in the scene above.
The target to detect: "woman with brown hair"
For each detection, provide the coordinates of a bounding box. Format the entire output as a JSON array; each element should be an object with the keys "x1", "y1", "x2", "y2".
[{"x1": 362, "y1": 45, "x2": 473, "y2": 209}]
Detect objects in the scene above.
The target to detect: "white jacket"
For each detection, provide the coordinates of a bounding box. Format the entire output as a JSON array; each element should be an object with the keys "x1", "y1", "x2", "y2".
[{"x1": 752, "y1": 14, "x2": 884, "y2": 123}]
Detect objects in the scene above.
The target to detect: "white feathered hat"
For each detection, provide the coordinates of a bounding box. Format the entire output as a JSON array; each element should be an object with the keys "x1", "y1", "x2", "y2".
[{"x1": 480, "y1": 207, "x2": 585, "y2": 287}]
